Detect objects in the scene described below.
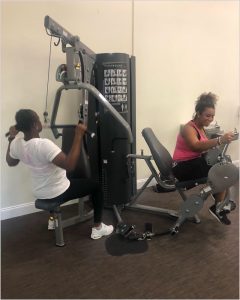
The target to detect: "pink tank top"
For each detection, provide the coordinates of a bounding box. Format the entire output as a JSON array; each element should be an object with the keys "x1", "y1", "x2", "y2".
[{"x1": 173, "y1": 120, "x2": 208, "y2": 162}]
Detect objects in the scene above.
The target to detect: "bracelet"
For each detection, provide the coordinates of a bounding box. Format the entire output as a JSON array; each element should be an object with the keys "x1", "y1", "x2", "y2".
[{"x1": 217, "y1": 136, "x2": 222, "y2": 145}]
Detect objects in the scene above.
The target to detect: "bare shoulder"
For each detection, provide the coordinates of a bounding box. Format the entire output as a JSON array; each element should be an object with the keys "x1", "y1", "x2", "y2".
[{"x1": 181, "y1": 123, "x2": 195, "y2": 137}]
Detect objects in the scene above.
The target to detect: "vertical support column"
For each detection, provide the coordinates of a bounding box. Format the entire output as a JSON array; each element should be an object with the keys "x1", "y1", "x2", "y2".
[
  {"x1": 53, "y1": 209, "x2": 65, "y2": 247},
  {"x1": 93, "y1": 53, "x2": 136, "y2": 206}
]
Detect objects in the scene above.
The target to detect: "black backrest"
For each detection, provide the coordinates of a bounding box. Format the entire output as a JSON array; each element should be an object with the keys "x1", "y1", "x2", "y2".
[
  {"x1": 142, "y1": 128, "x2": 174, "y2": 180},
  {"x1": 62, "y1": 128, "x2": 91, "y2": 179}
]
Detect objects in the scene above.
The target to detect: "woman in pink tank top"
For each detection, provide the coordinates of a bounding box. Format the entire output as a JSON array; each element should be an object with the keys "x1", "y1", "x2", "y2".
[{"x1": 172, "y1": 92, "x2": 235, "y2": 225}]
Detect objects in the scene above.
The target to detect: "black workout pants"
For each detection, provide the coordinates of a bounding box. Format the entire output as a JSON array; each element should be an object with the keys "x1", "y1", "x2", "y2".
[
  {"x1": 172, "y1": 156, "x2": 211, "y2": 182},
  {"x1": 48, "y1": 179, "x2": 103, "y2": 223}
]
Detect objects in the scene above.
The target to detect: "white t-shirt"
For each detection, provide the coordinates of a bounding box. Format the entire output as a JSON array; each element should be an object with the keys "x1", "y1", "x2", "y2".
[{"x1": 10, "y1": 137, "x2": 70, "y2": 199}]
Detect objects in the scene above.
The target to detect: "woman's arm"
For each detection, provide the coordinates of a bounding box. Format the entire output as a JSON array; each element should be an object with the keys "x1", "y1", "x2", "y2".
[
  {"x1": 52, "y1": 123, "x2": 86, "y2": 172},
  {"x1": 182, "y1": 124, "x2": 234, "y2": 152},
  {"x1": 6, "y1": 126, "x2": 20, "y2": 167},
  {"x1": 6, "y1": 141, "x2": 20, "y2": 166}
]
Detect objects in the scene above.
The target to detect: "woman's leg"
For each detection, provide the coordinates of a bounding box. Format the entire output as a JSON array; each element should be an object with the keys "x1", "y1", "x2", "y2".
[
  {"x1": 42, "y1": 178, "x2": 113, "y2": 237},
  {"x1": 213, "y1": 191, "x2": 227, "y2": 204},
  {"x1": 209, "y1": 189, "x2": 231, "y2": 224},
  {"x1": 172, "y1": 157, "x2": 231, "y2": 224},
  {"x1": 60, "y1": 178, "x2": 104, "y2": 226},
  {"x1": 172, "y1": 156, "x2": 211, "y2": 181},
  {"x1": 214, "y1": 188, "x2": 236, "y2": 212}
]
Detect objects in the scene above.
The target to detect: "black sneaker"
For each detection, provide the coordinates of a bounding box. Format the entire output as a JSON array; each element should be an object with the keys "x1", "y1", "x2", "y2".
[
  {"x1": 209, "y1": 205, "x2": 231, "y2": 225},
  {"x1": 223, "y1": 200, "x2": 237, "y2": 214}
]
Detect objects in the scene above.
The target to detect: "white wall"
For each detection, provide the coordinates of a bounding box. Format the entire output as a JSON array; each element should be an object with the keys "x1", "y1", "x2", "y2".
[
  {"x1": 1, "y1": 0, "x2": 132, "y2": 213},
  {"x1": 134, "y1": 0, "x2": 239, "y2": 177},
  {"x1": 1, "y1": 0, "x2": 239, "y2": 218}
]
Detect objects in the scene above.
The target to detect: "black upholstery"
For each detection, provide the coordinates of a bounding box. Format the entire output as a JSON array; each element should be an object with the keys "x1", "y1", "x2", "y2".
[
  {"x1": 142, "y1": 127, "x2": 207, "y2": 189},
  {"x1": 142, "y1": 128, "x2": 174, "y2": 180},
  {"x1": 175, "y1": 177, "x2": 207, "y2": 190},
  {"x1": 62, "y1": 127, "x2": 91, "y2": 179},
  {"x1": 35, "y1": 198, "x2": 66, "y2": 212}
]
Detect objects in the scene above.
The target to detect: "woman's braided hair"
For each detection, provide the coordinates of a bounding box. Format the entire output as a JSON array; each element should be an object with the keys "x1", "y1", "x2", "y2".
[{"x1": 15, "y1": 109, "x2": 36, "y2": 132}]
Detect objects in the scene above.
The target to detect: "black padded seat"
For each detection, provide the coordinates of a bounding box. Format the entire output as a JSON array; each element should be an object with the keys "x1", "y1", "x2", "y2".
[
  {"x1": 139, "y1": 127, "x2": 210, "y2": 229},
  {"x1": 142, "y1": 128, "x2": 174, "y2": 180},
  {"x1": 35, "y1": 198, "x2": 68, "y2": 212},
  {"x1": 175, "y1": 177, "x2": 207, "y2": 190},
  {"x1": 142, "y1": 128, "x2": 208, "y2": 189}
]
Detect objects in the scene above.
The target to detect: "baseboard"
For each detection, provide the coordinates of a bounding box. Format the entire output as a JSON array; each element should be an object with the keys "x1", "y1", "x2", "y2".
[
  {"x1": 1, "y1": 159, "x2": 238, "y2": 221},
  {"x1": 1, "y1": 178, "x2": 155, "y2": 221},
  {"x1": 0, "y1": 199, "x2": 78, "y2": 221},
  {"x1": 232, "y1": 160, "x2": 239, "y2": 167},
  {"x1": 137, "y1": 177, "x2": 156, "y2": 189},
  {"x1": 1, "y1": 202, "x2": 40, "y2": 221}
]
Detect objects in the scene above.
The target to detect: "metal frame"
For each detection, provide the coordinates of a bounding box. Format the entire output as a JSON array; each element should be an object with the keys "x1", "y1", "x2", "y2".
[
  {"x1": 125, "y1": 153, "x2": 179, "y2": 219},
  {"x1": 125, "y1": 153, "x2": 203, "y2": 223},
  {"x1": 50, "y1": 197, "x2": 93, "y2": 247}
]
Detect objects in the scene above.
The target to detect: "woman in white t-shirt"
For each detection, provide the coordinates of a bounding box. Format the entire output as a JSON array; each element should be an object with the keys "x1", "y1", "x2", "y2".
[{"x1": 6, "y1": 109, "x2": 113, "y2": 240}]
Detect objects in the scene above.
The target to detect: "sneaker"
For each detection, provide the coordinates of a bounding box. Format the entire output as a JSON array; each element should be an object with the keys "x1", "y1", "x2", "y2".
[
  {"x1": 223, "y1": 200, "x2": 237, "y2": 214},
  {"x1": 48, "y1": 217, "x2": 55, "y2": 230},
  {"x1": 91, "y1": 223, "x2": 114, "y2": 240},
  {"x1": 209, "y1": 205, "x2": 231, "y2": 225}
]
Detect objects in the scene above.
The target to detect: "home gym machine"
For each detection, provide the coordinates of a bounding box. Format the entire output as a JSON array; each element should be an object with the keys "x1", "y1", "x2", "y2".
[
  {"x1": 122, "y1": 127, "x2": 239, "y2": 239},
  {"x1": 43, "y1": 15, "x2": 136, "y2": 198},
  {"x1": 35, "y1": 15, "x2": 137, "y2": 245},
  {"x1": 37, "y1": 16, "x2": 239, "y2": 246}
]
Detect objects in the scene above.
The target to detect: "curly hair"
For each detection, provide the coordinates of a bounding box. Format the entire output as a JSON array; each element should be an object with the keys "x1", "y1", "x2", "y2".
[
  {"x1": 15, "y1": 109, "x2": 36, "y2": 132},
  {"x1": 195, "y1": 92, "x2": 218, "y2": 114}
]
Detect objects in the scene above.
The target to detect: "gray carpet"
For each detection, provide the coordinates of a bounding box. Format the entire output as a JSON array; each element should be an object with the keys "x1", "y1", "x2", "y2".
[{"x1": 1, "y1": 187, "x2": 239, "y2": 299}]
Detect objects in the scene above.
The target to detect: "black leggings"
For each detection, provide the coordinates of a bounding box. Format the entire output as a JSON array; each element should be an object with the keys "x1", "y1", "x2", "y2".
[
  {"x1": 172, "y1": 156, "x2": 211, "y2": 182},
  {"x1": 48, "y1": 179, "x2": 103, "y2": 223}
]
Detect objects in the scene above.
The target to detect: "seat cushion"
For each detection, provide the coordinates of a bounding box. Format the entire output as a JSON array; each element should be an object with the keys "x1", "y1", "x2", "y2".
[
  {"x1": 35, "y1": 198, "x2": 67, "y2": 211},
  {"x1": 175, "y1": 177, "x2": 207, "y2": 190}
]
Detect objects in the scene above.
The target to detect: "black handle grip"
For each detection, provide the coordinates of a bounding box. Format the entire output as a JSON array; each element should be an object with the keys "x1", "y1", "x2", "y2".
[{"x1": 78, "y1": 120, "x2": 95, "y2": 139}]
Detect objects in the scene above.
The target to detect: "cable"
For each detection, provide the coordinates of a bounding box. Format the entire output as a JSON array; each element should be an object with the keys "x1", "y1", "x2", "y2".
[
  {"x1": 131, "y1": 0, "x2": 135, "y2": 56},
  {"x1": 45, "y1": 28, "x2": 59, "y2": 39},
  {"x1": 43, "y1": 35, "x2": 52, "y2": 124},
  {"x1": 54, "y1": 37, "x2": 61, "y2": 47}
]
